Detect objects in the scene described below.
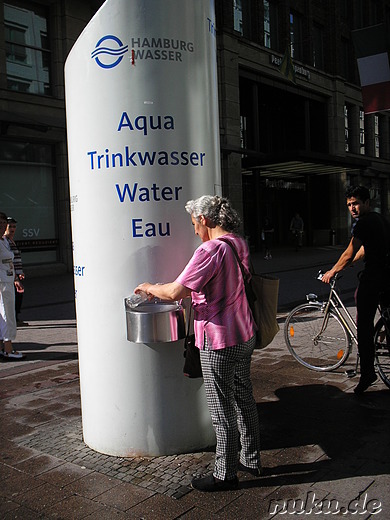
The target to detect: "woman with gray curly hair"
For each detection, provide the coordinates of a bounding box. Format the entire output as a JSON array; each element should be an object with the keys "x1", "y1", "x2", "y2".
[{"x1": 135, "y1": 195, "x2": 261, "y2": 492}]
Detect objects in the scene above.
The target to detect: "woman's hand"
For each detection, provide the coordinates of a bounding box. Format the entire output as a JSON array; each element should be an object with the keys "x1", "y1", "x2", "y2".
[
  {"x1": 134, "y1": 282, "x2": 190, "y2": 301},
  {"x1": 15, "y1": 279, "x2": 24, "y2": 293},
  {"x1": 135, "y1": 283, "x2": 154, "y2": 300}
]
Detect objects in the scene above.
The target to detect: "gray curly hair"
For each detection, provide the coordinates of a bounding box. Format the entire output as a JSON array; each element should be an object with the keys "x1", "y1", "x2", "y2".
[{"x1": 185, "y1": 195, "x2": 241, "y2": 233}]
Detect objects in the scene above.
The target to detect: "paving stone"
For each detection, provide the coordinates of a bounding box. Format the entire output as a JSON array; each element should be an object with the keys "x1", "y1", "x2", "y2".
[
  {"x1": 94, "y1": 481, "x2": 155, "y2": 511},
  {"x1": 0, "y1": 470, "x2": 44, "y2": 499},
  {"x1": 1, "y1": 504, "x2": 44, "y2": 519},
  {"x1": 1, "y1": 417, "x2": 35, "y2": 438},
  {"x1": 38, "y1": 461, "x2": 93, "y2": 487},
  {"x1": 83, "y1": 504, "x2": 131, "y2": 519},
  {"x1": 16, "y1": 482, "x2": 73, "y2": 512},
  {"x1": 44, "y1": 494, "x2": 104, "y2": 519},
  {"x1": 123, "y1": 492, "x2": 194, "y2": 519},
  {"x1": 0, "y1": 442, "x2": 38, "y2": 466},
  {"x1": 0, "y1": 498, "x2": 20, "y2": 516},
  {"x1": 63, "y1": 471, "x2": 120, "y2": 499},
  {"x1": 14, "y1": 453, "x2": 65, "y2": 476}
]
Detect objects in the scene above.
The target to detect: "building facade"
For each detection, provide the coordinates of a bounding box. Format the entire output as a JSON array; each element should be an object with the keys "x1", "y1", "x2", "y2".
[
  {"x1": 1, "y1": 0, "x2": 389, "y2": 272},
  {"x1": 216, "y1": 0, "x2": 390, "y2": 249}
]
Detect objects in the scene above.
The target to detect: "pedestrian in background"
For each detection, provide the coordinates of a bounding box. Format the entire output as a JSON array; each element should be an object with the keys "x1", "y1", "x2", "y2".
[
  {"x1": 0, "y1": 211, "x2": 25, "y2": 360},
  {"x1": 262, "y1": 217, "x2": 274, "y2": 260},
  {"x1": 290, "y1": 212, "x2": 304, "y2": 250},
  {"x1": 4, "y1": 217, "x2": 28, "y2": 327}
]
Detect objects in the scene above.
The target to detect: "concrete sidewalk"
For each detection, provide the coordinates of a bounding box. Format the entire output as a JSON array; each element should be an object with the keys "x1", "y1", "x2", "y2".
[{"x1": 1, "y1": 246, "x2": 389, "y2": 519}]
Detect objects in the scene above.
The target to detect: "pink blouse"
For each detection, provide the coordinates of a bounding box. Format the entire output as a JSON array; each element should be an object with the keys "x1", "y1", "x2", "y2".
[{"x1": 176, "y1": 234, "x2": 255, "y2": 350}]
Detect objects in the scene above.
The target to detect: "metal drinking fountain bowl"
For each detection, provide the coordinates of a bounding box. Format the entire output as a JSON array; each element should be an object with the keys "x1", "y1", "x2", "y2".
[{"x1": 124, "y1": 300, "x2": 186, "y2": 343}]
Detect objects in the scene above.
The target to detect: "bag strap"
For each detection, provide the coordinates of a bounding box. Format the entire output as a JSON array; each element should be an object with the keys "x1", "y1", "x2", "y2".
[
  {"x1": 218, "y1": 236, "x2": 257, "y2": 307},
  {"x1": 186, "y1": 301, "x2": 192, "y2": 338},
  {"x1": 218, "y1": 237, "x2": 249, "y2": 283}
]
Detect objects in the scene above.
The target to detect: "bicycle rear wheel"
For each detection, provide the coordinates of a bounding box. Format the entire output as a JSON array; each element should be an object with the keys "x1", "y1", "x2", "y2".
[
  {"x1": 284, "y1": 303, "x2": 350, "y2": 371},
  {"x1": 374, "y1": 317, "x2": 390, "y2": 388}
]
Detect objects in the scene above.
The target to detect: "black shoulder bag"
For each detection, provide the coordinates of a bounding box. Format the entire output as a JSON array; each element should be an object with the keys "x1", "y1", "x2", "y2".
[{"x1": 183, "y1": 303, "x2": 202, "y2": 378}]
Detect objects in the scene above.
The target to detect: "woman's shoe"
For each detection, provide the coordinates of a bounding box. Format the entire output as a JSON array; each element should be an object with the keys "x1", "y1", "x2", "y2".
[
  {"x1": 1, "y1": 349, "x2": 25, "y2": 360},
  {"x1": 191, "y1": 474, "x2": 238, "y2": 492},
  {"x1": 238, "y1": 462, "x2": 262, "y2": 477}
]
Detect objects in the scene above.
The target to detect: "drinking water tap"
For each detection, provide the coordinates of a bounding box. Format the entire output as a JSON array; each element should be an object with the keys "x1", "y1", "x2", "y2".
[{"x1": 126, "y1": 291, "x2": 149, "y2": 308}]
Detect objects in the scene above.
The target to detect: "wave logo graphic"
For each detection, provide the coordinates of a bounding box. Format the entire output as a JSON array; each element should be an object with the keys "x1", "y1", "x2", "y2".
[{"x1": 91, "y1": 35, "x2": 129, "y2": 69}]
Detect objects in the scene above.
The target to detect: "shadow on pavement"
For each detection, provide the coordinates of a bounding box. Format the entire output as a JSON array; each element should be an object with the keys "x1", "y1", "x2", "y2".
[{"x1": 243, "y1": 384, "x2": 390, "y2": 489}]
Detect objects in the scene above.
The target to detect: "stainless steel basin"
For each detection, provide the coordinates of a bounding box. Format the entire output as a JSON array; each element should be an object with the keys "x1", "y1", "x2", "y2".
[{"x1": 125, "y1": 300, "x2": 186, "y2": 343}]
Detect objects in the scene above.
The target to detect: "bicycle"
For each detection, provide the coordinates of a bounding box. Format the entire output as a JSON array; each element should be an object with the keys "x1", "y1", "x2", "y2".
[{"x1": 284, "y1": 271, "x2": 390, "y2": 389}]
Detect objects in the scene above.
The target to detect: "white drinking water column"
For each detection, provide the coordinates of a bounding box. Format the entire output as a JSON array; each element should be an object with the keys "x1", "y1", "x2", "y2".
[{"x1": 65, "y1": 0, "x2": 220, "y2": 456}]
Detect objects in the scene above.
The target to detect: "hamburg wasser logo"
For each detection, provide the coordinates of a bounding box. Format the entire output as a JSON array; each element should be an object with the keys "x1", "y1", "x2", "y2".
[
  {"x1": 91, "y1": 34, "x2": 201, "y2": 69},
  {"x1": 91, "y1": 35, "x2": 129, "y2": 69}
]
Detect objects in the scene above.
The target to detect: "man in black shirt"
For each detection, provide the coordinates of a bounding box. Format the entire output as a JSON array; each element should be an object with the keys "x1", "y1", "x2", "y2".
[{"x1": 322, "y1": 186, "x2": 390, "y2": 394}]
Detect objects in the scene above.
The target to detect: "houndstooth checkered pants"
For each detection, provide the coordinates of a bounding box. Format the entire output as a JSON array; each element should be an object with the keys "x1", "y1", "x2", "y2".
[{"x1": 200, "y1": 335, "x2": 261, "y2": 480}]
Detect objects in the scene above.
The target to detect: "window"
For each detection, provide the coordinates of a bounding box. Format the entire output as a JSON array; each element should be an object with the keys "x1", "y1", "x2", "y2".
[
  {"x1": 234, "y1": 0, "x2": 253, "y2": 39},
  {"x1": 0, "y1": 141, "x2": 57, "y2": 265},
  {"x1": 234, "y1": 0, "x2": 243, "y2": 34},
  {"x1": 340, "y1": 38, "x2": 352, "y2": 82},
  {"x1": 359, "y1": 109, "x2": 365, "y2": 155},
  {"x1": 353, "y1": 0, "x2": 364, "y2": 29},
  {"x1": 340, "y1": 0, "x2": 349, "y2": 22},
  {"x1": 263, "y1": 0, "x2": 278, "y2": 49},
  {"x1": 4, "y1": 2, "x2": 51, "y2": 95},
  {"x1": 290, "y1": 11, "x2": 303, "y2": 61},
  {"x1": 374, "y1": 115, "x2": 380, "y2": 158},
  {"x1": 240, "y1": 115, "x2": 248, "y2": 149},
  {"x1": 264, "y1": 0, "x2": 271, "y2": 47},
  {"x1": 312, "y1": 23, "x2": 324, "y2": 70},
  {"x1": 344, "y1": 105, "x2": 350, "y2": 152}
]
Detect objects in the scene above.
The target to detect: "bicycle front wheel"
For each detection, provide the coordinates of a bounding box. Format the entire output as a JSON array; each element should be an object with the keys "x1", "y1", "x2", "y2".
[
  {"x1": 374, "y1": 317, "x2": 390, "y2": 388},
  {"x1": 284, "y1": 303, "x2": 350, "y2": 371}
]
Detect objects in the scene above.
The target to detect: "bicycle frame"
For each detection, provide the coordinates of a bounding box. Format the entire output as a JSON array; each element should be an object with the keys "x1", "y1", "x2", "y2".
[
  {"x1": 313, "y1": 278, "x2": 357, "y2": 345},
  {"x1": 310, "y1": 274, "x2": 359, "y2": 375}
]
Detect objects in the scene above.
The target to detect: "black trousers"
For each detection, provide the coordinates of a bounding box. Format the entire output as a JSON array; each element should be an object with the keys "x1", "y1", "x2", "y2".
[
  {"x1": 15, "y1": 286, "x2": 23, "y2": 320},
  {"x1": 355, "y1": 275, "x2": 390, "y2": 379}
]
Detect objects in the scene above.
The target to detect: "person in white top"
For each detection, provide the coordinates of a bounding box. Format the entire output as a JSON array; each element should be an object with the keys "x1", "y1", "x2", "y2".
[{"x1": 0, "y1": 211, "x2": 25, "y2": 360}]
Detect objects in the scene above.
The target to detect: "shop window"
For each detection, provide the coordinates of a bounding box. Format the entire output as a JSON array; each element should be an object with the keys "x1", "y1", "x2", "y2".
[
  {"x1": 4, "y1": 2, "x2": 51, "y2": 95},
  {"x1": 0, "y1": 141, "x2": 57, "y2": 265}
]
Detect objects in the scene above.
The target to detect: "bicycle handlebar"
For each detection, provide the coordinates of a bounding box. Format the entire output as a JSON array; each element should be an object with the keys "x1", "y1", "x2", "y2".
[{"x1": 317, "y1": 270, "x2": 340, "y2": 283}]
